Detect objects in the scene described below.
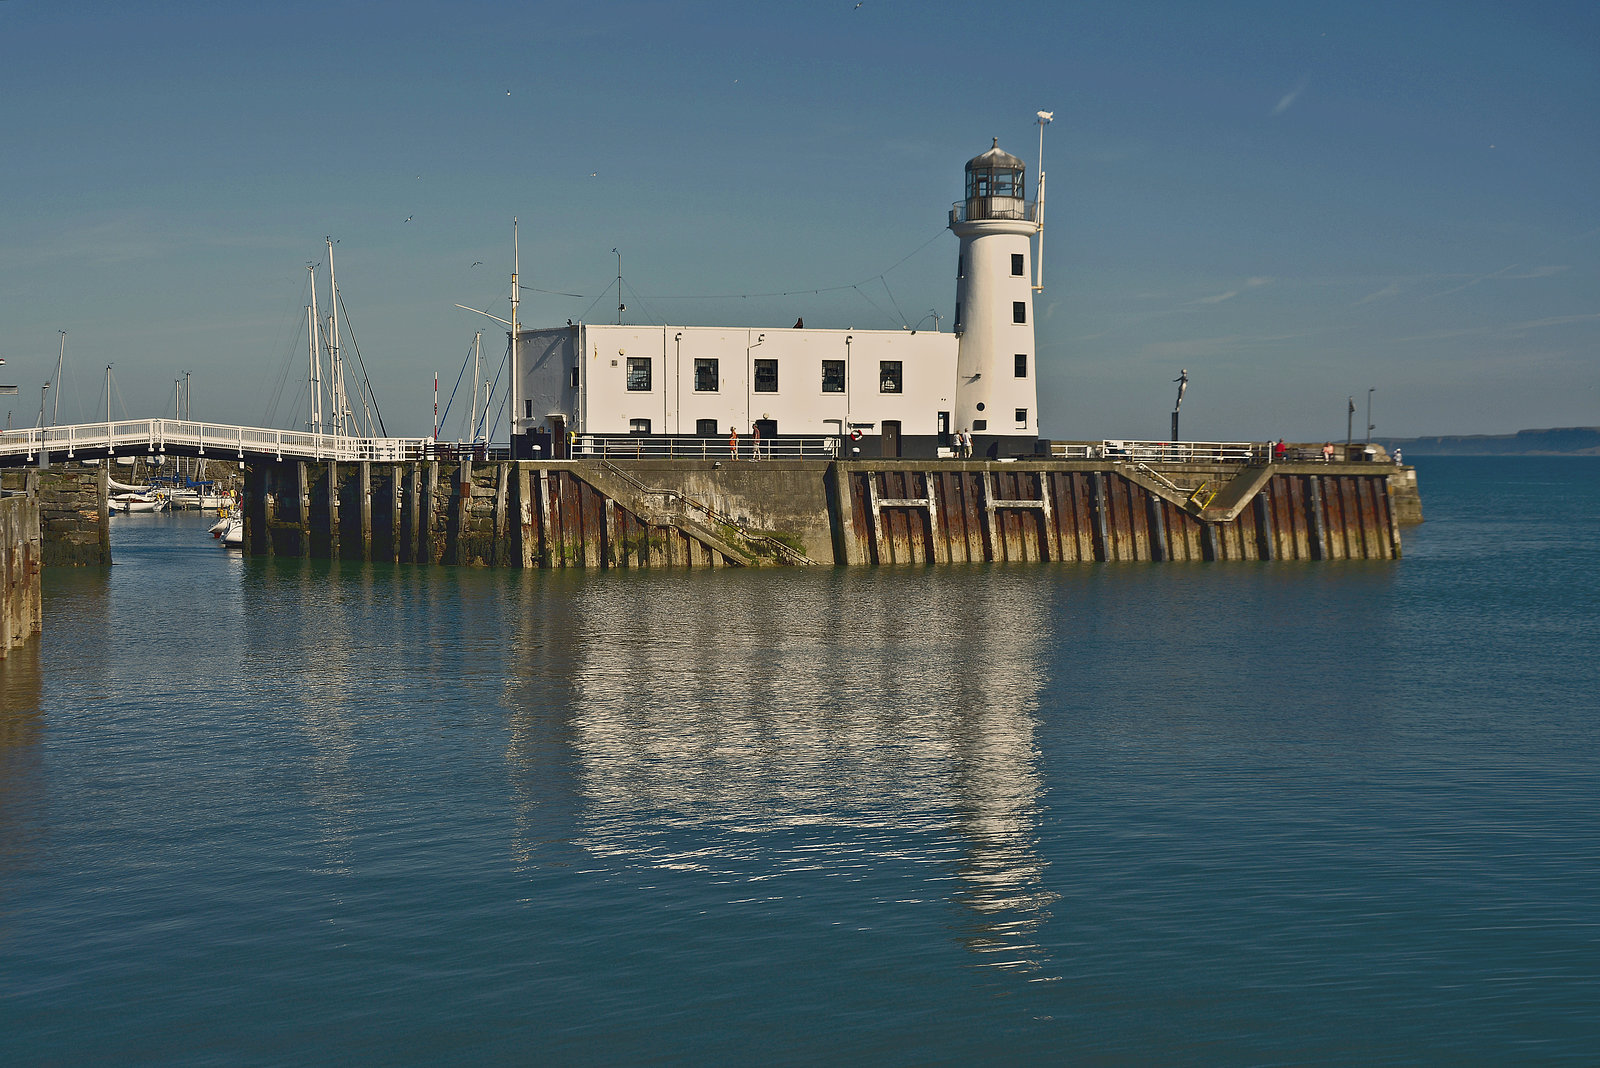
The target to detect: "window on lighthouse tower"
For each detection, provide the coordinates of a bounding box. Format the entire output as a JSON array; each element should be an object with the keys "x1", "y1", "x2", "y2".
[{"x1": 1011, "y1": 253, "x2": 1024, "y2": 276}]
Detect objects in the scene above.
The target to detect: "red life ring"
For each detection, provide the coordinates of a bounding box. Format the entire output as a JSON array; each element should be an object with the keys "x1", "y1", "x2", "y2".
[{"x1": 850, "y1": 429, "x2": 862, "y2": 441}]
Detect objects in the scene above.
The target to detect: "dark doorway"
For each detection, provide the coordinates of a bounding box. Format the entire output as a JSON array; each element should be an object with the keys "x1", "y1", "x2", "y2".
[
  {"x1": 881, "y1": 420, "x2": 901, "y2": 459},
  {"x1": 547, "y1": 415, "x2": 567, "y2": 459}
]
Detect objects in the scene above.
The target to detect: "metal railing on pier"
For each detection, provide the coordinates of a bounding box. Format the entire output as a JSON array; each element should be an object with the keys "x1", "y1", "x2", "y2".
[
  {"x1": 570, "y1": 435, "x2": 839, "y2": 461},
  {"x1": 1052, "y1": 440, "x2": 1260, "y2": 463}
]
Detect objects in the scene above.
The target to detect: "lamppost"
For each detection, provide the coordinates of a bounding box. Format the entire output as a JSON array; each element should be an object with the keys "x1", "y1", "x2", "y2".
[
  {"x1": 1366, "y1": 388, "x2": 1376, "y2": 444},
  {"x1": 1346, "y1": 396, "x2": 1354, "y2": 448},
  {"x1": 1171, "y1": 368, "x2": 1188, "y2": 443},
  {"x1": 38, "y1": 381, "x2": 50, "y2": 469}
]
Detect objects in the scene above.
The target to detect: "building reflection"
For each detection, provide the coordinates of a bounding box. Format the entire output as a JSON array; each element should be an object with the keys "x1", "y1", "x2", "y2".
[{"x1": 502, "y1": 569, "x2": 1058, "y2": 974}]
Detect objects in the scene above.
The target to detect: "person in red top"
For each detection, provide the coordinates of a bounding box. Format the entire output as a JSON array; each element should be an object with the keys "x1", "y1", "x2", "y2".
[
  {"x1": 1273, "y1": 438, "x2": 1288, "y2": 462},
  {"x1": 728, "y1": 426, "x2": 739, "y2": 459}
]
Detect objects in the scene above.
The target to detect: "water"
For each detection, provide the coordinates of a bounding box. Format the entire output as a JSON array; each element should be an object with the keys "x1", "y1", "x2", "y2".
[{"x1": 2, "y1": 457, "x2": 1597, "y2": 1064}]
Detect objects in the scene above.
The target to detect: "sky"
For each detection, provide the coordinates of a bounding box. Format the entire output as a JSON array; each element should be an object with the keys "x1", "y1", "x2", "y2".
[{"x1": 2, "y1": 0, "x2": 1595, "y2": 442}]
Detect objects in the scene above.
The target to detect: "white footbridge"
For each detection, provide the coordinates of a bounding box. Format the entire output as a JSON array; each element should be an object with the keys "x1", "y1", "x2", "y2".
[{"x1": 0, "y1": 419, "x2": 434, "y2": 467}]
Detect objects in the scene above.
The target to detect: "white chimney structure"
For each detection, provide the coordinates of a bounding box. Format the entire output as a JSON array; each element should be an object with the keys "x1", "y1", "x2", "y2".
[{"x1": 950, "y1": 139, "x2": 1040, "y2": 450}]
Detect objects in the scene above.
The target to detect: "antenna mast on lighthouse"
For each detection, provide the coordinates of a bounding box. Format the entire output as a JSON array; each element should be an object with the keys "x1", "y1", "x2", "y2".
[{"x1": 1034, "y1": 110, "x2": 1053, "y2": 292}]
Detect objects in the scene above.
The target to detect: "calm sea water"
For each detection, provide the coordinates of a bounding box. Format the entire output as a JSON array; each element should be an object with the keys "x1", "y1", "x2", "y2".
[{"x1": 2, "y1": 457, "x2": 1597, "y2": 1064}]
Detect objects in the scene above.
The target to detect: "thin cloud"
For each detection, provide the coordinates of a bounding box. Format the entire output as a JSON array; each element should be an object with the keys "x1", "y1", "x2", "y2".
[
  {"x1": 1354, "y1": 281, "x2": 1406, "y2": 306},
  {"x1": 1505, "y1": 312, "x2": 1600, "y2": 332},
  {"x1": 1188, "y1": 277, "x2": 1270, "y2": 306},
  {"x1": 1270, "y1": 78, "x2": 1309, "y2": 117},
  {"x1": 1430, "y1": 263, "x2": 1567, "y2": 298},
  {"x1": 1394, "y1": 312, "x2": 1598, "y2": 343}
]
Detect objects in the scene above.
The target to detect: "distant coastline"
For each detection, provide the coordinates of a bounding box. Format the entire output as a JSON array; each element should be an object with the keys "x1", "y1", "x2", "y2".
[{"x1": 1378, "y1": 427, "x2": 1600, "y2": 456}]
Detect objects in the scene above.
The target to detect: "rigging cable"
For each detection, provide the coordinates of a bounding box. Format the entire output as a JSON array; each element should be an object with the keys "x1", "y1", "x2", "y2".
[{"x1": 335, "y1": 290, "x2": 388, "y2": 436}]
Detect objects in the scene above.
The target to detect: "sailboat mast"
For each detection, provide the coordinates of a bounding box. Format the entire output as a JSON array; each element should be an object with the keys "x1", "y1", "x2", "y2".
[
  {"x1": 308, "y1": 264, "x2": 323, "y2": 434},
  {"x1": 52, "y1": 330, "x2": 65, "y2": 426},
  {"x1": 327, "y1": 237, "x2": 345, "y2": 437},
  {"x1": 511, "y1": 218, "x2": 520, "y2": 449},
  {"x1": 470, "y1": 330, "x2": 482, "y2": 444}
]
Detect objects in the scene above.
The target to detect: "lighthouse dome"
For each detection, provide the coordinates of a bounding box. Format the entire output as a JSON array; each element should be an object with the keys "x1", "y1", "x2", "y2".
[{"x1": 966, "y1": 139, "x2": 1025, "y2": 174}]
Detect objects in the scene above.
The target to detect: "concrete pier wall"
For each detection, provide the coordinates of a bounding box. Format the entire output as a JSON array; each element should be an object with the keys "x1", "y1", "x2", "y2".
[
  {"x1": 2, "y1": 476, "x2": 43, "y2": 657},
  {"x1": 242, "y1": 457, "x2": 1404, "y2": 568}
]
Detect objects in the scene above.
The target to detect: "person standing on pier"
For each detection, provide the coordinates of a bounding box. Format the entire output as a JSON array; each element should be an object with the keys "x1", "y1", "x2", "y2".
[
  {"x1": 750, "y1": 422, "x2": 761, "y2": 461},
  {"x1": 728, "y1": 426, "x2": 739, "y2": 460}
]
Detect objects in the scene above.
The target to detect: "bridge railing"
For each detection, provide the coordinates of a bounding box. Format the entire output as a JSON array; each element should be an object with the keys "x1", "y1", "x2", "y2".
[{"x1": 0, "y1": 419, "x2": 433, "y2": 463}]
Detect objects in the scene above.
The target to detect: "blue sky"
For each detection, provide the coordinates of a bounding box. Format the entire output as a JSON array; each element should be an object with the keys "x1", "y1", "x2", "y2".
[{"x1": 2, "y1": 0, "x2": 1595, "y2": 441}]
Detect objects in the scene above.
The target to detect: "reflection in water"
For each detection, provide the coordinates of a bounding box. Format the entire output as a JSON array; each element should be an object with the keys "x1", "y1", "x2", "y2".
[
  {"x1": 1, "y1": 566, "x2": 111, "y2": 881},
  {"x1": 503, "y1": 569, "x2": 1059, "y2": 974},
  {"x1": 0, "y1": 640, "x2": 45, "y2": 876}
]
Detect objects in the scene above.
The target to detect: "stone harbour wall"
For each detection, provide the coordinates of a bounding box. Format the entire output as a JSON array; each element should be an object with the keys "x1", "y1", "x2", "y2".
[{"x1": 2, "y1": 463, "x2": 111, "y2": 567}]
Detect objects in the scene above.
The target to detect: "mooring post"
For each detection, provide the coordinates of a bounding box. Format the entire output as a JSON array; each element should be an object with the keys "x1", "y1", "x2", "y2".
[
  {"x1": 359, "y1": 461, "x2": 372, "y2": 561},
  {"x1": 325, "y1": 460, "x2": 339, "y2": 560},
  {"x1": 296, "y1": 461, "x2": 311, "y2": 557}
]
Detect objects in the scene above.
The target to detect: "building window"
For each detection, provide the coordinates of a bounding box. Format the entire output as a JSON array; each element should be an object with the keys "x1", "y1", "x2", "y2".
[
  {"x1": 524, "y1": 400, "x2": 533, "y2": 418},
  {"x1": 879, "y1": 361, "x2": 902, "y2": 394},
  {"x1": 694, "y1": 358, "x2": 719, "y2": 392},
  {"x1": 822, "y1": 360, "x2": 845, "y2": 393},
  {"x1": 754, "y1": 358, "x2": 778, "y2": 393},
  {"x1": 626, "y1": 357, "x2": 652, "y2": 392},
  {"x1": 1015, "y1": 353, "x2": 1027, "y2": 378},
  {"x1": 973, "y1": 419, "x2": 987, "y2": 431},
  {"x1": 570, "y1": 367, "x2": 579, "y2": 388},
  {"x1": 1011, "y1": 253, "x2": 1024, "y2": 276},
  {"x1": 1013, "y1": 301, "x2": 1026, "y2": 324},
  {"x1": 1015, "y1": 409, "x2": 1027, "y2": 424},
  {"x1": 629, "y1": 418, "x2": 651, "y2": 435},
  {"x1": 695, "y1": 418, "x2": 719, "y2": 436}
]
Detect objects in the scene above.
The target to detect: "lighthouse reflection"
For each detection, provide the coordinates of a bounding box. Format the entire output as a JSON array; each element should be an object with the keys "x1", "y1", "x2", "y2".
[{"x1": 506, "y1": 569, "x2": 1058, "y2": 974}]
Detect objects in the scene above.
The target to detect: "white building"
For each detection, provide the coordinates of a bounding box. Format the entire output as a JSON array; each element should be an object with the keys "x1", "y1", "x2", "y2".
[{"x1": 512, "y1": 139, "x2": 1042, "y2": 460}]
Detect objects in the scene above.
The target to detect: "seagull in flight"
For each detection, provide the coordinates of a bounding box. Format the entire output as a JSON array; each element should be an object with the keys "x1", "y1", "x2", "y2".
[
  {"x1": 471, "y1": 261, "x2": 484, "y2": 268},
  {"x1": 404, "y1": 215, "x2": 414, "y2": 223}
]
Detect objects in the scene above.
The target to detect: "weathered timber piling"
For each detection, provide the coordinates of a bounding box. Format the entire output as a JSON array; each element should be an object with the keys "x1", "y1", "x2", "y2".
[
  {"x1": 2, "y1": 473, "x2": 43, "y2": 656},
  {"x1": 832, "y1": 461, "x2": 1402, "y2": 563},
  {"x1": 241, "y1": 456, "x2": 1405, "y2": 568}
]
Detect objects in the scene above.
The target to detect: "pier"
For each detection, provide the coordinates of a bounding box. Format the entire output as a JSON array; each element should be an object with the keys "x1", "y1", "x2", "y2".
[
  {"x1": 238, "y1": 451, "x2": 1409, "y2": 567},
  {"x1": 1, "y1": 421, "x2": 1415, "y2": 573}
]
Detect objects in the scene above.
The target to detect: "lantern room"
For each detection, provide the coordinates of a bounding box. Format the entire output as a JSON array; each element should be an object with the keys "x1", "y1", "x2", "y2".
[{"x1": 961, "y1": 139, "x2": 1028, "y2": 221}]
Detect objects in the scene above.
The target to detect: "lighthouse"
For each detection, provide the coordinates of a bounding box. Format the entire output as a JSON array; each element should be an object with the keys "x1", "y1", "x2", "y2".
[{"x1": 950, "y1": 139, "x2": 1040, "y2": 454}]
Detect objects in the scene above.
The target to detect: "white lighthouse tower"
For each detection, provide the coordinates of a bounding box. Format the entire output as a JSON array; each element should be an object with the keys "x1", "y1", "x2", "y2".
[{"x1": 950, "y1": 139, "x2": 1040, "y2": 454}]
